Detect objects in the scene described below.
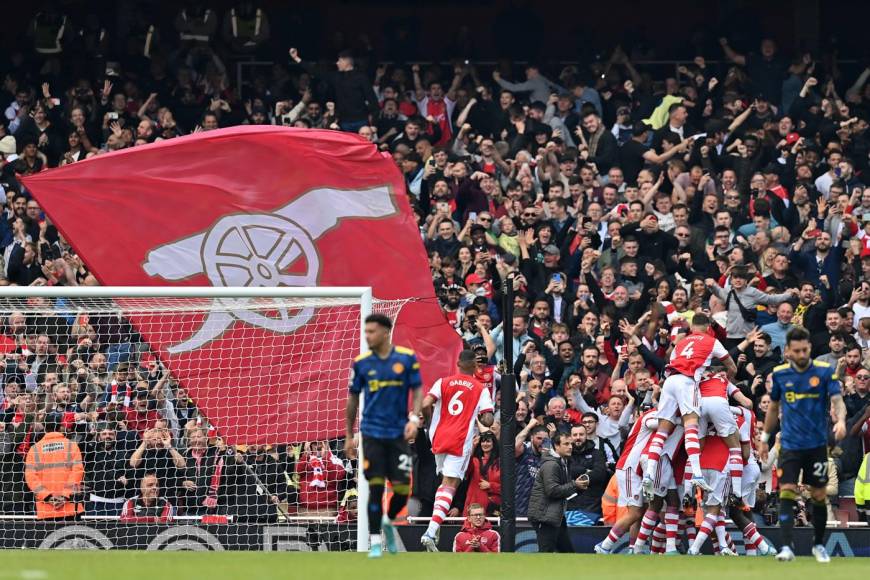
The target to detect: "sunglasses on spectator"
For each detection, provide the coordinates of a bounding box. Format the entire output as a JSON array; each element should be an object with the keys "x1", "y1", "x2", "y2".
[
  {"x1": 725, "y1": 195, "x2": 740, "y2": 200},
  {"x1": 857, "y1": 374, "x2": 870, "y2": 380},
  {"x1": 478, "y1": 216, "x2": 492, "y2": 222}
]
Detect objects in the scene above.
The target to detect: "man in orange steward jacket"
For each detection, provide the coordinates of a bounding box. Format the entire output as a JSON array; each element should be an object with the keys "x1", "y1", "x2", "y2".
[{"x1": 24, "y1": 417, "x2": 84, "y2": 519}]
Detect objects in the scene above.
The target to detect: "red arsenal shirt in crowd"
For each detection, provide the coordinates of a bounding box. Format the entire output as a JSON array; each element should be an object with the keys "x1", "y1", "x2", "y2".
[{"x1": 23, "y1": 126, "x2": 461, "y2": 445}]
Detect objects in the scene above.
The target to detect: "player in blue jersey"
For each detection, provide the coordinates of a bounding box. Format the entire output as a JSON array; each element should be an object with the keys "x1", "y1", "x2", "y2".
[
  {"x1": 344, "y1": 313, "x2": 423, "y2": 558},
  {"x1": 762, "y1": 326, "x2": 847, "y2": 563}
]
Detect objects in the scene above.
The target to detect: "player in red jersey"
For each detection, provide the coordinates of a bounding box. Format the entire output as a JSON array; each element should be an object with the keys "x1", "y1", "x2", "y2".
[
  {"x1": 594, "y1": 408, "x2": 658, "y2": 554},
  {"x1": 643, "y1": 314, "x2": 736, "y2": 498},
  {"x1": 728, "y1": 406, "x2": 776, "y2": 556},
  {"x1": 697, "y1": 369, "x2": 753, "y2": 504},
  {"x1": 632, "y1": 423, "x2": 685, "y2": 555},
  {"x1": 687, "y1": 432, "x2": 736, "y2": 555},
  {"x1": 420, "y1": 350, "x2": 494, "y2": 551}
]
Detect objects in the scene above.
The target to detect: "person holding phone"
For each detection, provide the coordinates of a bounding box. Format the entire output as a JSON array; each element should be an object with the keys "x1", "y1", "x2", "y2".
[
  {"x1": 565, "y1": 424, "x2": 608, "y2": 526},
  {"x1": 527, "y1": 432, "x2": 591, "y2": 552}
]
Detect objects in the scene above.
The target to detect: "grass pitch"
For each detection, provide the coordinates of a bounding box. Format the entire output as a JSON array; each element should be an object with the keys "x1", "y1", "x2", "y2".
[{"x1": 0, "y1": 551, "x2": 863, "y2": 580}]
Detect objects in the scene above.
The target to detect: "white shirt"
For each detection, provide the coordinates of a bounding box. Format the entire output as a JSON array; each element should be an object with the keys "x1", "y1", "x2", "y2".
[
  {"x1": 853, "y1": 301, "x2": 870, "y2": 329},
  {"x1": 815, "y1": 172, "x2": 834, "y2": 199},
  {"x1": 572, "y1": 391, "x2": 634, "y2": 450}
]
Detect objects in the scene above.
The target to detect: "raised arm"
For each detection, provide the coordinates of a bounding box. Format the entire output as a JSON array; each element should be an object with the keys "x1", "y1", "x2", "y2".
[
  {"x1": 846, "y1": 68, "x2": 870, "y2": 101},
  {"x1": 454, "y1": 98, "x2": 477, "y2": 130},
  {"x1": 129, "y1": 439, "x2": 147, "y2": 468},
  {"x1": 618, "y1": 392, "x2": 635, "y2": 428},
  {"x1": 493, "y1": 71, "x2": 533, "y2": 93},
  {"x1": 728, "y1": 102, "x2": 755, "y2": 133},
  {"x1": 643, "y1": 137, "x2": 692, "y2": 165},
  {"x1": 719, "y1": 38, "x2": 747, "y2": 66},
  {"x1": 515, "y1": 420, "x2": 536, "y2": 457},
  {"x1": 446, "y1": 65, "x2": 464, "y2": 102},
  {"x1": 478, "y1": 321, "x2": 497, "y2": 361},
  {"x1": 412, "y1": 64, "x2": 425, "y2": 103}
]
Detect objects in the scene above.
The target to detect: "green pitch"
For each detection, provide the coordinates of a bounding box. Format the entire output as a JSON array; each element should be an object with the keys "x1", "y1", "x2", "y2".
[{"x1": 0, "y1": 552, "x2": 864, "y2": 580}]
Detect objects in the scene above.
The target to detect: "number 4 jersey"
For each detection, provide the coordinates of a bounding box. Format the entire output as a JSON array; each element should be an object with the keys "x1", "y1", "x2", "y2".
[
  {"x1": 667, "y1": 332, "x2": 730, "y2": 382},
  {"x1": 427, "y1": 374, "x2": 494, "y2": 457}
]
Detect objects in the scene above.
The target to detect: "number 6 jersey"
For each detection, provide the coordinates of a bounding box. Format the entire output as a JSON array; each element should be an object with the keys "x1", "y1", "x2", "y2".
[{"x1": 427, "y1": 374, "x2": 494, "y2": 456}]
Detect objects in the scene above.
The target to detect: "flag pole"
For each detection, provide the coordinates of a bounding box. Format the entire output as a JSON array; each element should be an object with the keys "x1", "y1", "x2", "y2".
[
  {"x1": 235, "y1": 453, "x2": 293, "y2": 522},
  {"x1": 499, "y1": 273, "x2": 517, "y2": 552}
]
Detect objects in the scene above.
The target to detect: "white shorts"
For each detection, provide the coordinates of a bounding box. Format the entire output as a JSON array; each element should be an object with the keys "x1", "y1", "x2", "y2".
[
  {"x1": 434, "y1": 453, "x2": 471, "y2": 479},
  {"x1": 741, "y1": 461, "x2": 761, "y2": 508},
  {"x1": 699, "y1": 397, "x2": 738, "y2": 438},
  {"x1": 658, "y1": 373, "x2": 700, "y2": 423},
  {"x1": 650, "y1": 455, "x2": 676, "y2": 498},
  {"x1": 701, "y1": 468, "x2": 730, "y2": 507},
  {"x1": 617, "y1": 467, "x2": 644, "y2": 508}
]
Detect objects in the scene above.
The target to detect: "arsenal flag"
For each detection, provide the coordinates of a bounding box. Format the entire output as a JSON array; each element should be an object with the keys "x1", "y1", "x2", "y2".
[{"x1": 22, "y1": 126, "x2": 461, "y2": 445}]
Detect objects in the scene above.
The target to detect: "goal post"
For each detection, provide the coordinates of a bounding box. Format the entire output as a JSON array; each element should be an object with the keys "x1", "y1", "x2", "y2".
[{"x1": 0, "y1": 285, "x2": 398, "y2": 552}]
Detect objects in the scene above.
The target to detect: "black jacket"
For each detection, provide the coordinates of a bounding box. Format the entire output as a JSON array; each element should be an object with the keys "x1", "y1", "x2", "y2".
[
  {"x1": 83, "y1": 441, "x2": 133, "y2": 500},
  {"x1": 619, "y1": 222, "x2": 679, "y2": 271},
  {"x1": 567, "y1": 441, "x2": 608, "y2": 513},
  {"x1": 6, "y1": 245, "x2": 42, "y2": 286},
  {"x1": 225, "y1": 452, "x2": 287, "y2": 523},
  {"x1": 527, "y1": 452, "x2": 576, "y2": 527},
  {"x1": 303, "y1": 64, "x2": 378, "y2": 123}
]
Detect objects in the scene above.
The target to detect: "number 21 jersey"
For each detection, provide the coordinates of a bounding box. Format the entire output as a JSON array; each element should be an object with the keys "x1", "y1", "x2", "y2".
[{"x1": 427, "y1": 374, "x2": 494, "y2": 456}]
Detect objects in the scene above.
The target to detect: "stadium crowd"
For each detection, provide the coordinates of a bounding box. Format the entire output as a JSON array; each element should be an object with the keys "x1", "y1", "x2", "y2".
[{"x1": 0, "y1": 2, "x2": 868, "y2": 551}]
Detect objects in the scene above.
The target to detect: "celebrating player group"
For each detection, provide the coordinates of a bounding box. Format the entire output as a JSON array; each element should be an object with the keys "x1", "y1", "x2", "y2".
[
  {"x1": 596, "y1": 318, "x2": 846, "y2": 561},
  {"x1": 347, "y1": 313, "x2": 847, "y2": 561}
]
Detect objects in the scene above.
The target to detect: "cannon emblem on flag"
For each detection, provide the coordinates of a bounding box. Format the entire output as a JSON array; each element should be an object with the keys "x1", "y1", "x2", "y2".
[{"x1": 142, "y1": 186, "x2": 397, "y2": 353}]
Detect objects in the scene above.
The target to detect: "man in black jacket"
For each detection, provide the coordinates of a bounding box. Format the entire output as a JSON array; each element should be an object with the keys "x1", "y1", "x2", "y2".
[
  {"x1": 527, "y1": 431, "x2": 587, "y2": 552},
  {"x1": 83, "y1": 423, "x2": 133, "y2": 516},
  {"x1": 289, "y1": 48, "x2": 378, "y2": 132},
  {"x1": 226, "y1": 445, "x2": 288, "y2": 523},
  {"x1": 566, "y1": 424, "x2": 608, "y2": 524},
  {"x1": 578, "y1": 111, "x2": 617, "y2": 173},
  {"x1": 620, "y1": 214, "x2": 679, "y2": 272},
  {"x1": 6, "y1": 241, "x2": 43, "y2": 286}
]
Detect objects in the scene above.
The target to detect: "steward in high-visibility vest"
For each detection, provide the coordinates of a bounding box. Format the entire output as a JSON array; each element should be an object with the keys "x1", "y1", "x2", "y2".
[
  {"x1": 601, "y1": 473, "x2": 627, "y2": 525},
  {"x1": 24, "y1": 422, "x2": 84, "y2": 520},
  {"x1": 174, "y1": 7, "x2": 217, "y2": 48},
  {"x1": 31, "y1": 10, "x2": 67, "y2": 55},
  {"x1": 222, "y1": 4, "x2": 271, "y2": 52},
  {"x1": 856, "y1": 452, "x2": 869, "y2": 523}
]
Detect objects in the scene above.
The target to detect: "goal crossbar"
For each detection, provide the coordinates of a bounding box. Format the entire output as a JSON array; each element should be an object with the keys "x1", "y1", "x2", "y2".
[{"x1": 0, "y1": 286, "x2": 374, "y2": 299}]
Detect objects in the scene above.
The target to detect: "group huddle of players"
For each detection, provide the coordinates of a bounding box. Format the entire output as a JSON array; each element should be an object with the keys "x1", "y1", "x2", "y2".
[
  {"x1": 346, "y1": 313, "x2": 847, "y2": 561},
  {"x1": 594, "y1": 315, "x2": 846, "y2": 562}
]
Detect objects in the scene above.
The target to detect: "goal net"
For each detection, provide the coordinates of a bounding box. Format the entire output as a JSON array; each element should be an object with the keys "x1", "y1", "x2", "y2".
[{"x1": 0, "y1": 287, "x2": 407, "y2": 551}]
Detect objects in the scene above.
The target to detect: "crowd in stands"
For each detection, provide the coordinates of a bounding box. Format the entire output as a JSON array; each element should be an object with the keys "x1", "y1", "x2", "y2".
[{"x1": 0, "y1": 2, "x2": 868, "y2": 537}]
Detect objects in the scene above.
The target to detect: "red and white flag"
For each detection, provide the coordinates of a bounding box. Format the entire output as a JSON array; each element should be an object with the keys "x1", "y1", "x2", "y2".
[{"x1": 23, "y1": 126, "x2": 461, "y2": 445}]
